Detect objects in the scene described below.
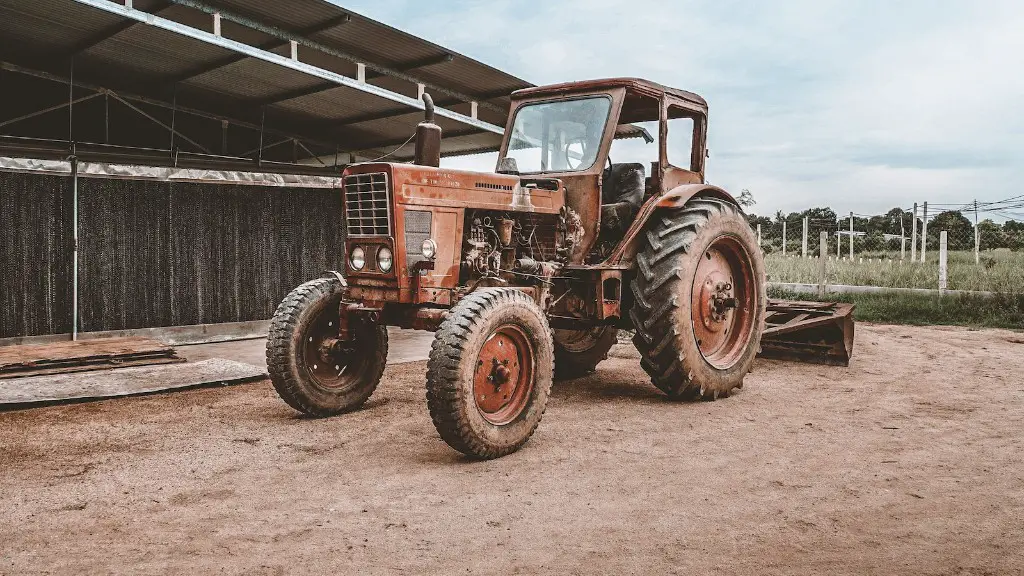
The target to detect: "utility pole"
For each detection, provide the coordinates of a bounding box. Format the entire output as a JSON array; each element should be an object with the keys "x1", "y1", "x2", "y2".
[
  {"x1": 849, "y1": 211, "x2": 854, "y2": 259},
  {"x1": 911, "y1": 202, "x2": 918, "y2": 263},
  {"x1": 921, "y1": 202, "x2": 928, "y2": 263}
]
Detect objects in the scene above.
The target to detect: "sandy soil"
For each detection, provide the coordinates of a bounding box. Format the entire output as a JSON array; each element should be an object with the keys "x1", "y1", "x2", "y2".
[{"x1": 2, "y1": 323, "x2": 1023, "y2": 575}]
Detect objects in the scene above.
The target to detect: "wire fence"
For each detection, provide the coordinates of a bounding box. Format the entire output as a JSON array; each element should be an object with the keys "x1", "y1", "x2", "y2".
[{"x1": 750, "y1": 202, "x2": 1024, "y2": 294}]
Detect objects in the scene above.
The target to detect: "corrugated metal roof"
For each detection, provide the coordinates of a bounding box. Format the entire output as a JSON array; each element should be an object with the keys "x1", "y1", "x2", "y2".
[{"x1": 0, "y1": 0, "x2": 532, "y2": 168}]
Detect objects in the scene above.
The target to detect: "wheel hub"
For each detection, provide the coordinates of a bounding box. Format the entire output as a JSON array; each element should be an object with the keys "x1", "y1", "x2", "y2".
[
  {"x1": 691, "y1": 236, "x2": 756, "y2": 370},
  {"x1": 473, "y1": 325, "x2": 534, "y2": 425},
  {"x1": 302, "y1": 310, "x2": 364, "y2": 390}
]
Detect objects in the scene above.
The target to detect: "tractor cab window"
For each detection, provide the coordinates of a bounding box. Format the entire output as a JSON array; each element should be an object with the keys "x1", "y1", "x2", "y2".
[
  {"x1": 504, "y1": 96, "x2": 612, "y2": 173},
  {"x1": 667, "y1": 106, "x2": 699, "y2": 172}
]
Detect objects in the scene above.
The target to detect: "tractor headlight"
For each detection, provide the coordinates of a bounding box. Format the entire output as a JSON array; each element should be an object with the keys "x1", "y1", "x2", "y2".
[
  {"x1": 421, "y1": 239, "x2": 437, "y2": 259},
  {"x1": 377, "y1": 246, "x2": 393, "y2": 272},
  {"x1": 350, "y1": 246, "x2": 365, "y2": 271}
]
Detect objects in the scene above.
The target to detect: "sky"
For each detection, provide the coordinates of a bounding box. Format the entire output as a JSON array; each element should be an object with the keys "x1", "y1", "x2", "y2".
[{"x1": 332, "y1": 0, "x2": 1024, "y2": 220}]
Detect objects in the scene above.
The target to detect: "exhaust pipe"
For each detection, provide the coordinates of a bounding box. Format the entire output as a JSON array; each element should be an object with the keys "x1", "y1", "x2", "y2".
[{"x1": 414, "y1": 93, "x2": 442, "y2": 167}]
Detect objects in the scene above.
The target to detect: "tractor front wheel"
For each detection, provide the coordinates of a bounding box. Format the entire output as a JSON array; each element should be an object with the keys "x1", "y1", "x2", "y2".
[
  {"x1": 426, "y1": 288, "x2": 554, "y2": 459},
  {"x1": 630, "y1": 197, "x2": 765, "y2": 399},
  {"x1": 266, "y1": 277, "x2": 388, "y2": 416}
]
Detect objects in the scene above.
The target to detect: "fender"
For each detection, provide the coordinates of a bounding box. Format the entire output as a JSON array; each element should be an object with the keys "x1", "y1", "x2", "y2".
[{"x1": 603, "y1": 184, "x2": 739, "y2": 267}]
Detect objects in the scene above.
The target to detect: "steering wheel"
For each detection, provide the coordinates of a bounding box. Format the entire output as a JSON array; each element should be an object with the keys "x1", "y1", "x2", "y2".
[{"x1": 564, "y1": 137, "x2": 588, "y2": 170}]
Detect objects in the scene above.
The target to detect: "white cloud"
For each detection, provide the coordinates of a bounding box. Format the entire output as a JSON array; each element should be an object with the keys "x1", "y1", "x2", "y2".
[{"x1": 336, "y1": 0, "x2": 1024, "y2": 219}]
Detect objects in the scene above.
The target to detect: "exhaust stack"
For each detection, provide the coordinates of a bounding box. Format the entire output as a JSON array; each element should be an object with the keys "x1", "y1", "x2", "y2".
[{"x1": 414, "y1": 93, "x2": 442, "y2": 167}]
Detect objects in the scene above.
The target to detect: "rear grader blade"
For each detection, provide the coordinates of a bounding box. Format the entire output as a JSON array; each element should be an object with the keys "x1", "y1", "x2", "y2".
[{"x1": 757, "y1": 300, "x2": 855, "y2": 366}]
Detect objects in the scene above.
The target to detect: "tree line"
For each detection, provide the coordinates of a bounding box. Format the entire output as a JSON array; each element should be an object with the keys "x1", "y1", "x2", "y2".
[{"x1": 744, "y1": 206, "x2": 1024, "y2": 253}]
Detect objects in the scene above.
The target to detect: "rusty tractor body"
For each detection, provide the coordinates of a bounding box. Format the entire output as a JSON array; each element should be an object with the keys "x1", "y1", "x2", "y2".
[{"x1": 266, "y1": 78, "x2": 854, "y2": 459}]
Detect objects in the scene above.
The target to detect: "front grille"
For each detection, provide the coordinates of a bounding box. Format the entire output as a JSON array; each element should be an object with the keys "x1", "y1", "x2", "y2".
[{"x1": 343, "y1": 172, "x2": 391, "y2": 236}]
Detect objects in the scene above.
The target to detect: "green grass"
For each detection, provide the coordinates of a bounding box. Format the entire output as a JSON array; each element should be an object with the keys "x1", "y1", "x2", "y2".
[
  {"x1": 765, "y1": 249, "x2": 1024, "y2": 292},
  {"x1": 769, "y1": 288, "x2": 1024, "y2": 330}
]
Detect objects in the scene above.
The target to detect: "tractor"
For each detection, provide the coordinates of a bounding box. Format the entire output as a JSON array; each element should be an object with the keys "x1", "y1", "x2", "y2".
[{"x1": 266, "y1": 78, "x2": 847, "y2": 459}]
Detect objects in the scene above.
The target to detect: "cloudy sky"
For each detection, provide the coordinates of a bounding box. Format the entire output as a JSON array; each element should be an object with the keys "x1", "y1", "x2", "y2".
[{"x1": 334, "y1": 0, "x2": 1024, "y2": 219}]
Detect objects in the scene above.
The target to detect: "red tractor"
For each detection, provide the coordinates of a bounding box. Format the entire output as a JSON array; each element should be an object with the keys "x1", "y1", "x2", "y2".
[{"x1": 267, "y1": 78, "x2": 778, "y2": 458}]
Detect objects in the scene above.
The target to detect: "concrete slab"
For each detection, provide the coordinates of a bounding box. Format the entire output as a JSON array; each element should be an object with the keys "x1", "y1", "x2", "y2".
[{"x1": 0, "y1": 358, "x2": 265, "y2": 409}]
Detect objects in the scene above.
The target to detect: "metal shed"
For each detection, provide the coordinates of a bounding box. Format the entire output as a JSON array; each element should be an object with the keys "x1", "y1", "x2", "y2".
[{"x1": 0, "y1": 0, "x2": 531, "y2": 341}]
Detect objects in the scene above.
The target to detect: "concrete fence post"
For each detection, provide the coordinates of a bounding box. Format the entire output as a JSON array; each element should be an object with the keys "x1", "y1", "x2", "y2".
[
  {"x1": 802, "y1": 216, "x2": 809, "y2": 258},
  {"x1": 911, "y1": 202, "x2": 918, "y2": 263},
  {"x1": 757, "y1": 224, "x2": 761, "y2": 247},
  {"x1": 921, "y1": 201, "x2": 928, "y2": 263},
  {"x1": 849, "y1": 211, "x2": 854, "y2": 259},
  {"x1": 974, "y1": 199, "x2": 980, "y2": 265},
  {"x1": 818, "y1": 231, "x2": 828, "y2": 298},
  {"x1": 782, "y1": 220, "x2": 787, "y2": 256},
  {"x1": 939, "y1": 230, "x2": 948, "y2": 294}
]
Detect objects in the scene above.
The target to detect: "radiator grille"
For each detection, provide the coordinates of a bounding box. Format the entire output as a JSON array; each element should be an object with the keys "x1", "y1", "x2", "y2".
[{"x1": 344, "y1": 172, "x2": 391, "y2": 236}]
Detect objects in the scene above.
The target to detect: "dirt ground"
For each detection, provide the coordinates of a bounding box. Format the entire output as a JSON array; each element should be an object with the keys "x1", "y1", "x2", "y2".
[{"x1": 2, "y1": 323, "x2": 1023, "y2": 575}]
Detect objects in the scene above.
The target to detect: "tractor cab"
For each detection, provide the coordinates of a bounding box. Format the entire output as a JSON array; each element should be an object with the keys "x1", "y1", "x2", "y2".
[{"x1": 497, "y1": 78, "x2": 709, "y2": 262}]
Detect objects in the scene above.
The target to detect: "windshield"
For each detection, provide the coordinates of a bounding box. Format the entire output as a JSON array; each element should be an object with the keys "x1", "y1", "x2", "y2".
[{"x1": 503, "y1": 96, "x2": 612, "y2": 173}]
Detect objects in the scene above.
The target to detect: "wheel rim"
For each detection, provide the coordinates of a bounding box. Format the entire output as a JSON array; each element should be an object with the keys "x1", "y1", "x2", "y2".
[
  {"x1": 690, "y1": 234, "x2": 757, "y2": 370},
  {"x1": 300, "y1": 299, "x2": 370, "y2": 391},
  {"x1": 473, "y1": 324, "x2": 535, "y2": 425}
]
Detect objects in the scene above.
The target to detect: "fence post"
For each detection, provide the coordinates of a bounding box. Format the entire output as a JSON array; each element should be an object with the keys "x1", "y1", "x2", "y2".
[
  {"x1": 921, "y1": 201, "x2": 928, "y2": 263},
  {"x1": 757, "y1": 223, "x2": 761, "y2": 247},
  {"x1": 818, "y1": 231, "x2": 827, "y2": 297},
  {"x1": 939, "y1": 231, "x2": 948, "y2": 294},
  {"x1": 911, "y1": 202, "x2": 917, "y2": 263},
  {"x1": 802, "y1": 216, "x2": 808, "y2": 258},
  {"x1": 900, "y1": 209, "x2": 906, "y2": 260},
  {"x1": 973, "y1": 199, "x2": 980, "y2": 265},
  {"x1": 782, "y1": 220, "x2": 787, "y2": 256},
  {"x1": 71, "y1": 157, "x2": 79, "y2": 341},
  {"x1": 849, "y1": 211, "x2": 854, "y2": 259}
]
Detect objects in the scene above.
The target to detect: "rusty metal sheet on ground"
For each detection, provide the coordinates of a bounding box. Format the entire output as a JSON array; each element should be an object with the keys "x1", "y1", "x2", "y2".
[
  {"x1": 0, "y1": 337, "x2": 184, "y2": 378},
  {"x1": 0, "y1": 358, "x2": 266, "y2": 409}
]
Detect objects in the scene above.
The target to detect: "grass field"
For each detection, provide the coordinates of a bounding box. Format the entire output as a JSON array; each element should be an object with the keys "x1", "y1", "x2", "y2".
[
  {"x1": 765, "y1": 249, "x2": 1024, "y2": 292},
  {"x1": 769, "y1": 287, "x2": 1024, "y2": 330}
]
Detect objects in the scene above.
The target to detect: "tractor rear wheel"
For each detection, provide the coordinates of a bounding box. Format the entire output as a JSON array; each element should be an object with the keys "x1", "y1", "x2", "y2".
[
  {"x1": 426, "y1": 288, "x2": 554, "y2": 459},
  {"x1": 553, "y1": 326, "x2": 618, "y2": 380},
  {"x1": 266, "y1": 277, "x2": 388, "y2": 416},
  {"x1": 630, "y1": 197, "x2": 765, "y2": 399}
]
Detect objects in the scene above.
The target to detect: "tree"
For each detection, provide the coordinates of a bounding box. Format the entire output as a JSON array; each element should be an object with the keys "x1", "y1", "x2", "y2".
[
  {"x1": 977, "y1": 219, "x2": 1005, "y2": 250},
  {"x1": 927, "y1": 210, "x2": 973, "y2": 251},
  {"x1": 737, "y1": 189, "x2": 756, "y2": 208}
]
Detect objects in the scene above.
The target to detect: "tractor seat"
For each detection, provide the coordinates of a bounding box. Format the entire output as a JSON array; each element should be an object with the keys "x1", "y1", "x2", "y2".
[{"x1": 601, "y1": 163, "x2": 645, "y2": 237}]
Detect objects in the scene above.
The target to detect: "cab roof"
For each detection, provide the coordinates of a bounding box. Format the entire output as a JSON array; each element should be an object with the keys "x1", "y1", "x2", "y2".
[{"x1": 512, "y1": 78, "x2": 708, "y2": 112}]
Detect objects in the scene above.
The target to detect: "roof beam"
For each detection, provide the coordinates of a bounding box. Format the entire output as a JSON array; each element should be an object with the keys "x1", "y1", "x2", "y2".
[
  {"x1": 62, "y1": 1, "x2": 174, "y2": 56},
  {"x1": 164, "y1": 0, "x2": 504, "y2": 115},
  {"x1": 0, "y1": 60, "x2": 341, "y2": 152},
  {"x1": 254, "y1": 54, "x2": 455, "y2": 108},
  {"x1": 69, "y1": 0, "x2": 504, "y2": 136},
  {"x1": 167, "y1": 13, "x2": 351, "y2": 84},
  {"x1": 335, "y1": 89, "x2": 511, "y2": 126},
  {"x1": 364, "y1": 53, "x2": 453, "y2": 80},
  {"x1": 250, "y1": 81, "x2": 337, "y2": 106}
]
